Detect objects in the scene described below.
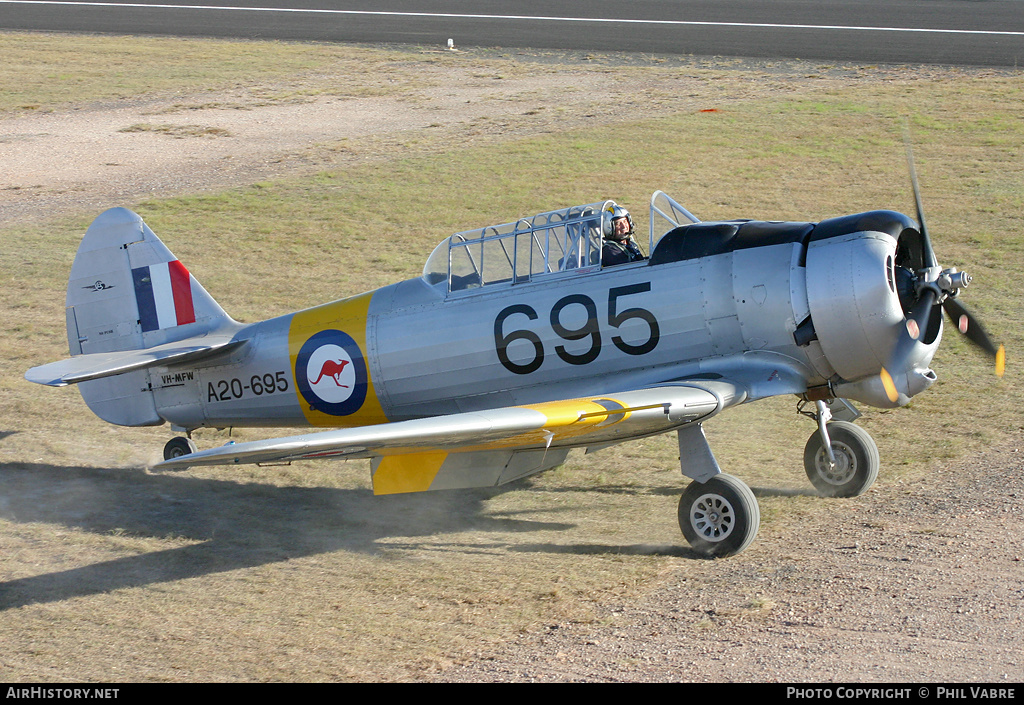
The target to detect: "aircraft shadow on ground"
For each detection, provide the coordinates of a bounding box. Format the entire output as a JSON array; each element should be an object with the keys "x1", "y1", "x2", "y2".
[{"x1": 0, "y1": 460, "x2": 707, "y2": 609}]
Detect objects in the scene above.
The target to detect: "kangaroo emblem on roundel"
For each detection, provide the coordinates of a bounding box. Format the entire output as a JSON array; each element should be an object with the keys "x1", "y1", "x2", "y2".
[
  {"x1": 298, "y1": 335, "x2": 363, "y2": 412},
  {"x1": 309, "y1": 358, "x2": 350, "y2": 387}
]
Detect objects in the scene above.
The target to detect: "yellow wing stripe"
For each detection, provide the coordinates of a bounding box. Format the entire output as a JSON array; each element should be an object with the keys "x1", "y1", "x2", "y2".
[
  {"x1": 437, "y1": 398, "x2": 633, "y2": 452},
  {"x1": 530, "y1": 398, "x2": 610, "y2": 424}
]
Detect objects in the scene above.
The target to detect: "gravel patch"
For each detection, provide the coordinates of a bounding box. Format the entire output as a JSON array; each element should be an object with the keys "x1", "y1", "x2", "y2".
[{"x1": 433, "y1": 440, "x2": 1024, "y2": 682}]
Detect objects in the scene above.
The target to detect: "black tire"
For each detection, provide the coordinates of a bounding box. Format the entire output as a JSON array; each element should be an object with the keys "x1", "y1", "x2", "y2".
[
  {"x1": 678, "y1": 474, "x2": 760, "y2": 558},
  {"x1": 163, "y1": 436, "x2": 197, "y2": 462},
  {"x1": 803, "y1": 421, "x2": 879, "y2": 498}
]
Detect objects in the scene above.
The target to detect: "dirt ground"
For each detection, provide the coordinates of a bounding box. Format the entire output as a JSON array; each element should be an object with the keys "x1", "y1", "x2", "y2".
[
  {"x1": 2, "y1": 49, "x2": 1022, "y2": 683},
  {"x1": 436, "y1": 439, "x2": 1024, "y2": 682}
]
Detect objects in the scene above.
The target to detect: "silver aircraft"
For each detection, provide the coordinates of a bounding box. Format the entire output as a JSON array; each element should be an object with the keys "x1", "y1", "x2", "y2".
[{"x1": 26, "y1": 188, "x2": 1003, "y2": 557}]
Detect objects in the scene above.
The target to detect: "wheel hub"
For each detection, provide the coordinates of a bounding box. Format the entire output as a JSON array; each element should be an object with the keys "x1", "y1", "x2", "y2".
[
  {"x1": 815, "y1": 441, "x2": 856, "y2": 485},
  {"x1": 815, "y1": 440, "x2": 856, "y2": 483},
  {"x1": 690, "y1": 493, "x2": 735, "y2": 542}
]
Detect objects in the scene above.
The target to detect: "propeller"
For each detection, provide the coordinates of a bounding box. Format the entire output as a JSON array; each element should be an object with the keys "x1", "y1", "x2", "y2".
[{"x1": 880, "y1": 128, "x2": 1005, "y2": 403}]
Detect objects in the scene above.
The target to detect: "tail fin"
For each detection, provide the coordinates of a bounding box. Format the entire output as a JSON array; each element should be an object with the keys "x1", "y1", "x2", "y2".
[
  {"x1": 61, "y1": 208, "x2": 235, "y2": 425},
  {"x1": 67, "y1": 207, "x2": 231, "y2": 355}
]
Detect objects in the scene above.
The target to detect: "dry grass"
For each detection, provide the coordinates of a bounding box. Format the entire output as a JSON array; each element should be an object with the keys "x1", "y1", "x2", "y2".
[
  {"x1": 0, "y1": 33, "x2": 437, "y2": 113},
  {"x1": 1, "y1": 35, "x2": 1022, "y2": 681}
]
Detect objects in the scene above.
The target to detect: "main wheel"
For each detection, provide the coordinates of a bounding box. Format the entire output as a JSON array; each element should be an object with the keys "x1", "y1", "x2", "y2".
[
  {"x1": 803, "y1": 421, "x2": 879, "y2": 498},
  {"x1": 678, "y1": 474, "x2": 760, "y2": 558},
  {"x1": 163, "y1": 436, "x2": 197, "y2": 461}
]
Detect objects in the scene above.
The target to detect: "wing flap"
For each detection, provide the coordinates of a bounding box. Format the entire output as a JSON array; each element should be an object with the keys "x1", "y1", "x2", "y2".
[
  {"x1": 370, "y1": 447, "x2": 573, "y2": 495},
  {"x1": 25, "y1": 334, "x2": 247, "y2": 387}
]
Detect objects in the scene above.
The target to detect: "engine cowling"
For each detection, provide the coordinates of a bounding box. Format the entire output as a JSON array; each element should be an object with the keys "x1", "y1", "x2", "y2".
[{"x1": 803, "y1": 211, "x2": 940, "y2": 408}]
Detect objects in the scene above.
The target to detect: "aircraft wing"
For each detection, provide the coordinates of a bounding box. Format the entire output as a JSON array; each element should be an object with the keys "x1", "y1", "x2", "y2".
[
  {"x1": 154, "y1": 380, "x2": 746, "y2": 494},
  {"x1": 25, "y1": 334, "x2": 247, "y2": 387}
]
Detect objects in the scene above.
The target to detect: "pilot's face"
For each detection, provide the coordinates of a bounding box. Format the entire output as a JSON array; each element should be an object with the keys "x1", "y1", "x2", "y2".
[{"x1": 612, "y1": 217, "x2": 630, "y2": 239}]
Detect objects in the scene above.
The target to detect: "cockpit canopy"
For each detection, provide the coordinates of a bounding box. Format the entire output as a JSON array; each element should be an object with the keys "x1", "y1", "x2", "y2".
[
  {"x1": 422, "y1": 192, "x2": 700, "y2": 295},
  {"x1": 422, "y1": 201, "x2": 609, "y2": 294}
]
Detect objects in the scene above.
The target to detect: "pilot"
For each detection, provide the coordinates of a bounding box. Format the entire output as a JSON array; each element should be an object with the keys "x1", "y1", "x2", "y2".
[{"x1": 602, "y1": 205, "x2": 647, "y2": 266}]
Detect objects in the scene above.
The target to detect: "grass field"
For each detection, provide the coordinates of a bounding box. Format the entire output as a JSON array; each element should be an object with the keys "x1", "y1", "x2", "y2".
[{"x1": 1, "y1": 33, "x2": 1021, "y2": 681}]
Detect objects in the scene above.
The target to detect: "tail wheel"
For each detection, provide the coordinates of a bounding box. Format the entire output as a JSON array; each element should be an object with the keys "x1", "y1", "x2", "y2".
[
  {"x1": 678, "y1": 474, "x2": 759, "y2": 558},
  {"x1": 803, "y1": 420, "x2": 879, "y2": 497},
  {"x1": 163, "y1": 436, "x2": 197, "y2": 461}
]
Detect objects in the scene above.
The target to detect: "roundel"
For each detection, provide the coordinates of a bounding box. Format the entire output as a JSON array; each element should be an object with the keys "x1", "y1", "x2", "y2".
[{"x1": 295, "y1": 329, "x2": 368, "y2": 416}]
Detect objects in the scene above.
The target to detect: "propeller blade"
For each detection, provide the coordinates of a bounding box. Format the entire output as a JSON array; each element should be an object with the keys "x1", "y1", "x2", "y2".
[
  {"x1": 903, "y1": 125, "x2": 939, "y2": 269},
  {"x1": 902, "y1": 287, "x2": 937, "y2": 346},
  {"x1": 880, "y1": 367, "x2": 900, "y2": 404},
  {"x1": 881, "y1": 288, "x2": 938, "y2": 404},
  {"x1": 884, "y1": 122, "x2": 1006, "y2": 401},
  {"x1": 942, "y1": 296, "x2": 1005, "y2": 376}
]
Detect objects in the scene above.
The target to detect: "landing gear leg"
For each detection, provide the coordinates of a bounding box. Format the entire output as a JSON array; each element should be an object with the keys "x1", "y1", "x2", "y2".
[
  {"x1": 675, "y1": 424, "x2": 760, "y2": 556},
  {"x1": 798, "y1": 399, "x2": 878, "y2": 497},
  {"x1": 802, "y1": 419, "x2": 880, "y2": 498}
]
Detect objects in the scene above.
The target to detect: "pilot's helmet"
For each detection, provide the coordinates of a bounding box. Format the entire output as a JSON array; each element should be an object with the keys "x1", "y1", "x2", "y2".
[{"x1": 603, "y1": 204, "x2": 634, "y2": 237}]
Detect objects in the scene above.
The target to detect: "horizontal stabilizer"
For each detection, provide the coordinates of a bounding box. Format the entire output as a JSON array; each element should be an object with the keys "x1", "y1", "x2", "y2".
[{"x1": 25, "y1": 334, "x2": 247, "y2": 387}]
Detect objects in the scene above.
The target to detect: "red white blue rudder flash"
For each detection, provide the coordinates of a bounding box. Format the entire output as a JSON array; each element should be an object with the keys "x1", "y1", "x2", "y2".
[{"x1": 132, "y1": 260, "x2": 197, "y2": 332}]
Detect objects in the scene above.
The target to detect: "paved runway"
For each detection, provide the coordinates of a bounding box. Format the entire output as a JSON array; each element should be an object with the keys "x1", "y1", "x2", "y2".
[{"x1": 2, "y1": 0, "x2": 1023, "y2": 65}]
